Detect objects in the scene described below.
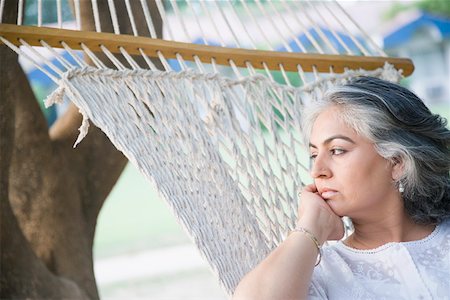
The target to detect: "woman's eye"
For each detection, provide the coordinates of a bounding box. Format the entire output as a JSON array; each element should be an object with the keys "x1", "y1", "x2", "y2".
[
  {"x1": 331, "y1": 148, "x2": 345, "y2": 155},
  {"x1": 309, "y1": 153, "x2": 317, "y2": 160}
]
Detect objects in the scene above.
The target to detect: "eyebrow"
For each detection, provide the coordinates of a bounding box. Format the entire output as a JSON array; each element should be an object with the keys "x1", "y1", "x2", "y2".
[{"x1": 309, "y1": 135, "x2": 356, "y2": 148}]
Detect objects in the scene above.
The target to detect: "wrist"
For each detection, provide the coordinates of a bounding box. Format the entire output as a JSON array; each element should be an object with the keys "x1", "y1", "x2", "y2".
[
  {"x1": 290, "y1": 226, "x2": 323, "y2": 266},
  {"x1": 295, "y1": 219, "x2": 328, "y2": 245}
]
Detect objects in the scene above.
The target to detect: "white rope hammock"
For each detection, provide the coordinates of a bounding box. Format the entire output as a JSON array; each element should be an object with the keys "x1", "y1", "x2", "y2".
[{"x1": 0, "y1": 0, "x2": 411, "y2": 295}]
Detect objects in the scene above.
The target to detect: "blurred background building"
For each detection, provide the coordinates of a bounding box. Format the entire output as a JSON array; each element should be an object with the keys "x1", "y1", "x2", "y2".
[{"x1": 383, "y1": 11, "x2": 450, "y2": 105}]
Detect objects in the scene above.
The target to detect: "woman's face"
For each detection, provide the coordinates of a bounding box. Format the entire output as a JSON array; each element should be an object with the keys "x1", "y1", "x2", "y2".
[{"x1": 309, "y1": 106, "x2": 400, "y2": 220}]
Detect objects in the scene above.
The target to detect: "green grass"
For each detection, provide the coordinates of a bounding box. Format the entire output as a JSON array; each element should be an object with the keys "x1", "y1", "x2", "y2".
[{"x1": 93, "y1": 164, "x2": 189, "y2": 259}]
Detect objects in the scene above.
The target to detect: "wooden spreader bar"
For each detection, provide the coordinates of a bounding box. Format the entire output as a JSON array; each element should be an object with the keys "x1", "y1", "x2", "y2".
[{"x1": 0, "y1": 24, "x2": 414, "y2": 75}]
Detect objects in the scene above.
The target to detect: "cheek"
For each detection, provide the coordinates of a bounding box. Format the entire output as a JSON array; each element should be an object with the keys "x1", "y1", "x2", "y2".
[{"x1": 343, "y1": 160, "x2": 393, "y2": 202}]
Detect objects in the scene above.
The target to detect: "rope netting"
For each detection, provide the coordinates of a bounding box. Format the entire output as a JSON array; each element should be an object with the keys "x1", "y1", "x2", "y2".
[{"x1": 1, "y1": 0, "x2": 406, "y2": 294}]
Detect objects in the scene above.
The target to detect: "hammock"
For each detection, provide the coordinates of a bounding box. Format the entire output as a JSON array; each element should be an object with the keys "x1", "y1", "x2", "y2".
[{"x1": 0, "y1": 0, "x2": 414, "y2": 295}]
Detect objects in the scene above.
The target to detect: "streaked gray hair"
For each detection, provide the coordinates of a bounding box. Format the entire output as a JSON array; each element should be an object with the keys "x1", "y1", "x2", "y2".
[{"x1": 301, "y1": 76, "x2": 450, "y2": 224}]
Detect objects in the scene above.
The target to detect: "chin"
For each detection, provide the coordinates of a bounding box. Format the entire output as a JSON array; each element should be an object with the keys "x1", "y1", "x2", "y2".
[{"x1": 327, "y1": 201, "x2": 346, "y2": 217}]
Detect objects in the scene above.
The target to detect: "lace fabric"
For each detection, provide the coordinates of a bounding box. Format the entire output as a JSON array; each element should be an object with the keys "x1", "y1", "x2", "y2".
[{"x1": 309, "y1": 219, "x2": 450, "y2": 299}]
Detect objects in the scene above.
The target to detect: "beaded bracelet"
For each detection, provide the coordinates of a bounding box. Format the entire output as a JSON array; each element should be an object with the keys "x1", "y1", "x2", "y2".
[{"x1": 290, "y1": 226, "x2": 322, "y2": 266}]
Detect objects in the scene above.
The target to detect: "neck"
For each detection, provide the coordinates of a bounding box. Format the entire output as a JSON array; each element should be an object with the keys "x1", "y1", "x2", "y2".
[{"x1": 345, "y1": 212, "x2": 435, "y2": 250}]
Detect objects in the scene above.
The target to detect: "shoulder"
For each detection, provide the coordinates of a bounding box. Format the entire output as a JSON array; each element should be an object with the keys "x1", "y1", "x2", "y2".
[
  {"x1": 435, "y1": 218, "x2": 450, "y2": 244},
  {"x1": 428, "y1": 218, "x2": 450, "y2": 245}
]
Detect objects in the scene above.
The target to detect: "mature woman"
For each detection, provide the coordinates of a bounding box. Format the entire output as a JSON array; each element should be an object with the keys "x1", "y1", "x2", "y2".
[{"x1": 233, "y1": 76, "x2": 450, "y2": 299}]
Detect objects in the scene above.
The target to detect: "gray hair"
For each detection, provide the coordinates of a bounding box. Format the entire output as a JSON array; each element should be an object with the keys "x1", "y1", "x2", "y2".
[{"x1": 301, "y1": 76, "x2": 450, "y2": 225}]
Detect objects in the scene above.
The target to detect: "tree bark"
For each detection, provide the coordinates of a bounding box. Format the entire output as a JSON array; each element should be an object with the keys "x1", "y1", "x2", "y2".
[
  {"x1": 1, "y1": 37, "x2": 88, "y2": 300},
  {"x1": 1, "y1": 1, "x2": 162, "y2": 299}
]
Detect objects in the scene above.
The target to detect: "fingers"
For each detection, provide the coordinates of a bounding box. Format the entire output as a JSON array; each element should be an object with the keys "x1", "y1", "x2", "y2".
[
  {"x1": 300, "y1": 183, "x2": 318, "y2": 194},
  {"x1": 297, "y1": 183, "x2": 345, "y2": 241}
]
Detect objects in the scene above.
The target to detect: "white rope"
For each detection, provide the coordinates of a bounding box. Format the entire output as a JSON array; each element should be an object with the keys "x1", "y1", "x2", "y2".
[
  {"x1": 229, "y1": 60, "x2": 243, "y2": 80},
  {"x1": 0, "y1": 0, "x2": 5, "y2": 23},
  {"x1": 298, "y1": 2, "x2": 339, "y2": 54},
  {"x1": 169, "y1": 0, "x2": 193, "y2": 42},
  {"x1": 193, "y1": 55, "x2": 206, "y2": 74},
  {"x1": 124, "y1": 0, "x2": 138, "y2": 36},
  {"x1": 120, "y1": 47, "x2": 141, "y2": 70},
  {"x1": 169, "y1": 0, "x2": 208, "y2": 75},
  {"x1": 157, "y1": 51, "x2": 173, "y2": 72},
  {"x1": 40, "y1": 40, "x2": 73, "y2": 70},
  {"x1": 0, "y1": 36, "x2": 59, "y2": 83},
  {"x1": 236, "y1": 0, "x2": 289, "y2": 81},
  {"x1": 61, "y1": 41, "x2": 88, "y2": 67},
  {"x1": 140, "y1": 0, "x2": 157, "y2": 38},
  {"x1": 308, "y1": 2, "x2": 353, "y2": 55},
  {"x1": 334, "y1": 1, "x2": 386, "y2": 56},
  {"x1": 185, "y1": 0, "x2": 221, "y2": 72},
  {"x1": 91, "y1": 0, "x2": 102, "y2": 32},
  {"x1": 186, "y1": 0, "x2": 207, "y2": 45},
  {"x1": 50, "y1": 67, "x2": 347, "y2": 137},
  {"x1": 324, "y1": 1, "x2": 370, "y2": 56},
  {"x1": 187, "y1": 0, "x2": 241, "y2": 77},
  {"x1": 295, "y1": 1, "x2": 339, "y2": 55},
  {"x1": 280, "y1": 0, "x2": 324, "y2": 54},
  {"x1": 80, "y1": 43, "x2": 107, "y2": 69},
  {"x1": 263, "y1": 63, "x2": 275, "y2": 82},
  {"x1": 56, "y1": 0, "x2": 62, "y2": 28},
  {"x1": 226, "y1": 0, "x2": 257, "y2": 49},
  {"x1": 139, "y1": 48, "x2": 158, "y2": 70},
  {"x1": 107, "y1": 0, "x2": 120, "y2": 34},
  {"x1": 100, "y1": 45, "x2": 125, "y2": 70},
  {"x1": 17, "y1": 0, "x2": 23, "y2": 25},
  {"x1": 19, "y1": 38, "x2": 63, "y2": 76},
  {"x1": 175, "y1": 53, "x2": 189, "y2": 71},
  {"x1": 211, "y1": 58, "x2": 219, "y2": 74},
  {"x1": 155, "y1": 0, "x2": 174, "y2": 40},
  {"x1": 312, "y1": 65, "x2": 320, "y2": 81},
  {"x1": 199, "y1": 0, "x2": 226, "y2": 47},
  {"x1": 267, "y1": 0, "x2": 307, "y2": 53},
  {"x1": 329, "y1": 65, "x2": 335, "y2": 75},
  {"x1": 241, "y1": 1, "x2": 297, "y2": 86},
  {"x1": 254, "y1": 1, "x2": 306, "y2": 86},
  {"x1": 297, "y1": 65, "x2": 308, "y2": 85},
  {"x1": 245, "y1": 61, "x2": 257, "y2": 76},
  {"x1": 38, "y1": 0, "x2": 42, "y2": 27},
  {"x1": 279, "y1": 64, "x2": 292, "y2": 87},
  {"x1": 239, "y1": 0, "x2": 273, "y2": 50},
  {"x1": 255, "y1": 0, "x2": 292, "y2": 52},
  {"x1": 74, "y1": 0, "x2": 81, "y2": 30},
  {"x1": 197, "y1": 0, "x2": 243, "y2": 79},
  {"x1": 214, "y1": 1, "x2": 240, "y2": 48}
]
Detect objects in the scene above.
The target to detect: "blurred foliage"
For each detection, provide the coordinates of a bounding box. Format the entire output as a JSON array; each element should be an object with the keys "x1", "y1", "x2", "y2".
[{"x1": 384, "y1": 0, "x2": 450, "y2": 20}]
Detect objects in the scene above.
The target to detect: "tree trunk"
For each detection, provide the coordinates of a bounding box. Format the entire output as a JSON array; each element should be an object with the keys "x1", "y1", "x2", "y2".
[{"x1": 0, "y1": 1, "x2": 162, "y2": 299}]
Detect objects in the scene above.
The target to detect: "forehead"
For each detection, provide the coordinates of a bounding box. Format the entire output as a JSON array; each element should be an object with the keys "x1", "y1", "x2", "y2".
[{"x1": 310, "y1": 106, "x2": 358, "y2": 143}]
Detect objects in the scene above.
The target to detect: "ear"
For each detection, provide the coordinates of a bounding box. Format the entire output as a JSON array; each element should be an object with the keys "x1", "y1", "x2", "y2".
[{"x1": 391, "y1": 157, "x2": 404, "y2": 181}]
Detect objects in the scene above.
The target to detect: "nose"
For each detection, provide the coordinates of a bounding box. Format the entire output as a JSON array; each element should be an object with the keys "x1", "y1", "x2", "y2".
[{"x1": 309, "y1": 154, "x2": 332, "y2": 179}]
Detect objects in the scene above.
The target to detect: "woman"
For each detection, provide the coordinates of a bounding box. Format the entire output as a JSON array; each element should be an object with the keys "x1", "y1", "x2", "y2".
[{"x1": 233, "y1": 76, "x2": 450, "y2": 299}]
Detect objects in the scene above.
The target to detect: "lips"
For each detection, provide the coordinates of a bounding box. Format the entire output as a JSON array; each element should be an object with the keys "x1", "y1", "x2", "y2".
[{"x1": 320, "y1": 188, "x2": 338, "y2": 199}]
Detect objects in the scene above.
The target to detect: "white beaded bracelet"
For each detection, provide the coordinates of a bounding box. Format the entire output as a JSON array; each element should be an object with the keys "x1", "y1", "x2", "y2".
[{"x1": 290, "y1": 226, "x2": 322, "y2": 266}]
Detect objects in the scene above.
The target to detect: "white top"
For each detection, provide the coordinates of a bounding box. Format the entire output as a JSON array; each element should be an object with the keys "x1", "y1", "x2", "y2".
[{"x1": 308, "y1": 219, "x2": 450, "y2": 299}]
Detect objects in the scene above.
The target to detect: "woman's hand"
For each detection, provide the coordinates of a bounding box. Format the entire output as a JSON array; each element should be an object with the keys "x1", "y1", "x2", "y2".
[
  {"x1": 233, "y1": 183, "x2": 343, "y2": 300},
  {"x1": 296, "y1": 184, "x2": 345, "y2": 244}
]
